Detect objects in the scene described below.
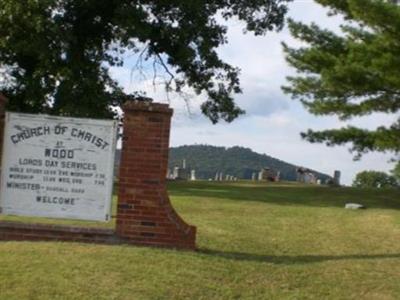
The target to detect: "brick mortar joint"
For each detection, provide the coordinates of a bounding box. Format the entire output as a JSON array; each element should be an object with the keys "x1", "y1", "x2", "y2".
[{"x1": 0, "y1": 221, "x2": 114, "y2": 234}]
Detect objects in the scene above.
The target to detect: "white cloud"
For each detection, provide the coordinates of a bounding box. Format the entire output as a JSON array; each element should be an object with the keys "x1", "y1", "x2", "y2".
[{"x1": 110, "y1": 1, "x2": 397, "y2": 185}]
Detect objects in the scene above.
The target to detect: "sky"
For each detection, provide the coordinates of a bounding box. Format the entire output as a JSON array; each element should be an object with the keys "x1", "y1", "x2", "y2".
[{"x1": 110, "y1": 1, "x2": 398, "y2": 185}]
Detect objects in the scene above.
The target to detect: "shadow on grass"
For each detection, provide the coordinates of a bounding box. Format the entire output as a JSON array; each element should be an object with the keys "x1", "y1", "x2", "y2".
[
  {"x1": 168, "y1": 182, "x2": 400, "y2": 210},
  {"x1": 198, "y1": 248, "x2": 400, "y2": 265}
]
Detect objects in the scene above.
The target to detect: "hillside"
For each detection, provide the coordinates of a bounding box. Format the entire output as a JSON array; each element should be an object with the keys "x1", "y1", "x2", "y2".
[{"x1": 168, "y1": 145, "x2": 332, "y2": 182}]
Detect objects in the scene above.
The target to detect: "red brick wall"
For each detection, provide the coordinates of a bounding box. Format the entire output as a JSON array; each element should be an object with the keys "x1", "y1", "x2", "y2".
[
  {"x1": 0, "y1": 99, "x2": 196, "y2": 250},
  {"x1": 0, "y1": 221, "x2": 116, "y2": 244},
  {"x1": 116, "y1": 101, "x2": 196, "y2": 249}
]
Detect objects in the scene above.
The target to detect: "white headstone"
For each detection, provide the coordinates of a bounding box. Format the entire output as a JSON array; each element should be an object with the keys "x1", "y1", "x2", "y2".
[
  {"x1": 219, "y1": 172, "x2": 223, "y2": 181},
  {"x1": 190, "y1": 170, "x2": 196, "y2": 181},
  {"x1": 345, "y1": 203, "x2": 365, "y2": 210}
]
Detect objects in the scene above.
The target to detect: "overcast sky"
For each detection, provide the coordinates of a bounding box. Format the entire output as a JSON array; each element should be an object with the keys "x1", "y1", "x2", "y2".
[{"x1": 110, "y1": 1, "x2": 397, "y2": 185}]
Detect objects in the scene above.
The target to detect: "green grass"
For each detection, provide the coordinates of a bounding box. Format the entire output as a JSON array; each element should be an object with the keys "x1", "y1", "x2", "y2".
[{"x1": 1, "y1": 181, "x2": 400, "y2": 299}]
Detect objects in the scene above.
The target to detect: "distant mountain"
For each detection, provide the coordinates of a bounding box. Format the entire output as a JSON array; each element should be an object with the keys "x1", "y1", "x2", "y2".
[
  {"x1": 114, "y1": 144, "x2": 332, "y2": 182},
  {"x1": 168, "y1": 145, "x2": 332, "y2": 182}
]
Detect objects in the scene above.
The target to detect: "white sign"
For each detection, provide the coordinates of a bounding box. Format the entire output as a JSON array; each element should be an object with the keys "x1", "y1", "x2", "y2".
[{"x1": 0, "y1": 112, "x2": 117, "y2": 221}]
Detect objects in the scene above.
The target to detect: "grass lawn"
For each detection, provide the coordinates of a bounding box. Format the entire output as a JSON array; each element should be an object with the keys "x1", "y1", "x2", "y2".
[{"x1": 1, "y1": 181, "x2": 400, "y2": 299}]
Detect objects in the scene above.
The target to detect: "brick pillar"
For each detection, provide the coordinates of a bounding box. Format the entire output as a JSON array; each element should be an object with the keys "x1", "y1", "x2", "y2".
[{"x1": 116, "y1": 101, "x2": 196, "y2": 250}]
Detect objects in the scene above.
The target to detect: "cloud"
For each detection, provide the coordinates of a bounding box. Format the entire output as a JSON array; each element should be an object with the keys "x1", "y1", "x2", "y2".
[
  {"x1": 236, "y1": 87, "x2": 290, "y2": 118},
  {"x1": 109, "y1": 1, "x2": 396, "y2": 185}
]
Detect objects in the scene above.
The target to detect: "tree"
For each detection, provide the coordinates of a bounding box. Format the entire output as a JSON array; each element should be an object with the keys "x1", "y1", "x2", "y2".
[
  {"x1": 282, "y1": 0, "x2": 400, "y2": 158},
  {"x1": 352, "y1": 170, "x2": 398, "y2": 188},
  {"x1": 391, "y1": 161, "x2": 400, "y2": 181},
  {"x1": 0, "y1": 0, "x2": 291, "y2": 121}
]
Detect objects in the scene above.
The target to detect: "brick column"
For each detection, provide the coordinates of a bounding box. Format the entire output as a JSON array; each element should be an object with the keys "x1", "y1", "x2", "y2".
[{"x1": 116, "y1": 101, "x2": 196, "y2": 250}]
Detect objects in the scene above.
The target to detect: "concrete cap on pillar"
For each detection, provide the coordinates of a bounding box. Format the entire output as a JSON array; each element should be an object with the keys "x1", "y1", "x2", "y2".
[{"x1": 122, "y1": 100, "x2": 173, "y2": 115}]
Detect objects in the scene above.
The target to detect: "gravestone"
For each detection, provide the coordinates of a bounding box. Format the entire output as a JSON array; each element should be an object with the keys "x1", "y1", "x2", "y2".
[
  {"x1": 333, "y1": 170, "x2": 341, "y2": 186},
  {"x1": 345, "y1": 203, "x2": 365, "y2": 209},
  {"x1": 173, "y1": 166, "x2": 180, "y2": 179},
  {"x1": 251, "y1": 173, "x2": 257, "y2": 181},
  {"x1": 190, "y1": 170, "x2": 196, "y2": 181}
]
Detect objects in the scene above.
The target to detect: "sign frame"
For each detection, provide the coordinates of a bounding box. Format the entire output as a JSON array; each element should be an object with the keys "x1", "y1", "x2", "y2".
[{"x1": 0, "y1": 112, "x2": 118, "y2": 222}]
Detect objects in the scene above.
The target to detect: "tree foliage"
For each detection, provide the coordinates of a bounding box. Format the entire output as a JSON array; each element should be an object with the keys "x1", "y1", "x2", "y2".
[
  {"x1": 282, "y1": 0, "x2": 400, "y2": 158},
  {"x1": 391, "y1": 161, "x2": 400, "y2": 180},
  {"x1": 352, "y1": 170, "x2": 398, "y2": 188},
  {"x1": 0, "y1": 0, "x2": 291, "y2": 121}
]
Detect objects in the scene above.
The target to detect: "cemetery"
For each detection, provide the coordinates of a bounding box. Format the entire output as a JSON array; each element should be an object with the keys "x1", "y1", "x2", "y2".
[
  {"x1": 0, "y1": 0, "x2": 399, "y2": 299},
  {"x1": 0, "y1": 96, "x2": 399, "y2": 298}
]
